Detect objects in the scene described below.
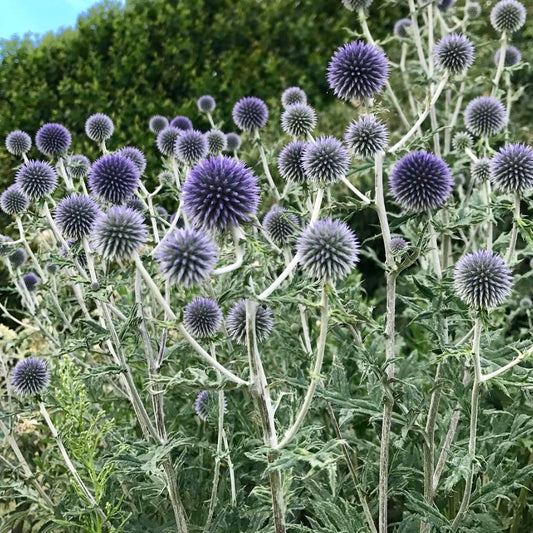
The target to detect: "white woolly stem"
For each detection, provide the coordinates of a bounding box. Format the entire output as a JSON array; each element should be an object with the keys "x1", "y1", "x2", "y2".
[
  {"x1": 15, "y1": 216, "x2": 46, "y2": 281},
  {"x1": 505, "y1": 192, "x2": 521, "y2": 265},
  {"x1": 254, "y1": 130, "x2": 281, "y2": 201},
  {"x1": 339, "y1": 176, "x2": 371, "y2": 205},
  {"x1": 492, "y1": 32, "x2": 508, "y2": 96},
  {"x1": 258, "y1": 253, "x2": 300, "y2": 301},
  {"x1": 213, "y1": 226, "x2": 245, "y2": 275},
  {"x1": 82, "y1": 238, "x2": 99, "y2": 287}
]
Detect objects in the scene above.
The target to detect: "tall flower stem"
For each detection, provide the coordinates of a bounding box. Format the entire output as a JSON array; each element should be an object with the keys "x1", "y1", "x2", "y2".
[
  {"x1": 15, "y1": 216, "x2": 46, "y2": 281},
  {"x1": 505, "y1": 192, "x2": 521, "y2": 264},
  {"x1": 339, "y1": 176, "x2": 371, "y2": 205},
  {"x1": 254, "y1": 130, "x2": 281, "y2": 201},
  {"x1": 213, "y1": 226, "x2": 245, "y2": 275},
  {"x1": 408, "y1": 0, "x2": 429, "y2": 76},
  {"x1": 491, "y1": 32, "x2": 508, "y2": 96}
]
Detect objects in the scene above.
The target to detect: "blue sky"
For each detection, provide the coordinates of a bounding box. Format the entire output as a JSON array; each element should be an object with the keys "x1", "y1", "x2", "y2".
[{"x1": 0, "y1": 0, "x2": 105, "y2": 40}]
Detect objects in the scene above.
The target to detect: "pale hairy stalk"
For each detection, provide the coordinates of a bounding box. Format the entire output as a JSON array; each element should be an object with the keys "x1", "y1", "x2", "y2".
[
  {"x1": 57, "y1": 158, "x2": 74, "y2": 190},
  {"x1": 480, "y1": 345, "x2": 531, "y2": 383},
  {"x1": 254, "y1": 130, "x2": 281, "y2": 201},
  {"x1": 339, "y1": 176, "x2": 371, "y2": 205},
  {"x1": 433, "y1": 409, "x2": 460, "y2": 493},
  {"x1": 408, "y1": 0, "x2": 429, "y2": 75},
  {"x1": 206, "y1": 112, "x2": 216, "y2": 129},
  {"x1": 82, "y1": 238, "x2": 99, "y2": 288},
  {"x1": 138, "y1": 182, "x2": 161, "y2": 244},
  {"x1": 0, "y1": 302, "x2": 39, "y2": 331},
  {"x1": 400, "y1": 42, "x2": 420, "y2": 120},
  {"x1": 445, "y1": 82, "x2": 466, "y2": 155},
  {"x1": 483, "y1": 180, "x2": 493, "y2": 252},
  {"x1": 505, "y1": 192, "x2": 520, "y2": 264},
  {"x1": 221, "y1": 429, "x2": 237, "y2": 506},
  {"x1": 15, "y1": 216, "x2": 46, "y2": 280},
  {"x1": 491, "y1": 32, "x2": 508, "y2": 96},
  {"x1": 213, "y1": 226, "x2": 245, "y2": 275}
]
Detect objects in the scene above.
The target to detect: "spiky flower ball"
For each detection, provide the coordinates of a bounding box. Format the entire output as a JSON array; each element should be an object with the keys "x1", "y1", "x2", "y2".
[
  {"x1": 452, "y1": 131, "x2": 474, "y2": 151},
  {"x1": 436, "y1": 0, "x2": 456, "y2": 10},
  {"x1": 302, "y1": 136, "x2": 350, "y2": 185},
  {"x1": 225, "y1": 133, "x2": 242, "y2": 152},
  {"x1": 389, "y1": 151, "x2": 453, "y2": 212},
  {"x1": 149, "y1": 115, "x2": 169, "y2": 134},
  {"x1": 35, "y1": 123, "x2": 71, "y2": 157},
  {"x1": 170, "y1": 116, "x2": 193, "y2": 131},
  {"x1": 327, "y1": 40, "x2": 389, "y2": 101},
  {"x1": 182, "y1": 156, "x2": 259, "y2": 232},
  {"x1": 490, "y1": 0, "x2": 526, "y2": 33},
  {"x1": 1, "y1": 185, "x2": 29, "y2": 215},
  {"x1": 341, "y1": 0, "x2": 374, "y2": 10},
  {"x1": 344, "y1": 115, "x2": 388, "y2": 158},
  {"x1": 15, "y1": 160, "x2": 58, "y2": 200},
  {"x1": 89, "y1": 153, "x2": 140, "y2": 204},
  {"x1": 66, "y1": 155, "x2": 91, "y2": 180},
  {"x1": 262, "y1": 207, "x2": 300, "y2": 245},
  {"x1": 519, "y1": 297, "x2": 532, "y2": 309},
  {"x1": 126, "y1": 197, "x2": 145, "y2": 212},
  {"x1": 227, "y1": 299, "x2": 274, "y2": 345},
  {"x1": 494, "y1": 45, "x2": 522, "y2": 67},
  {"x1": 117, "y1": 146, "x2": 147, "y2": 174},
  {"x1": 471, "y1": 157, "x2": 491, "y2": 183},
  {"x1": 21, "y1": 272, "x2": 39, "y2": 292},
  {"x1": 281, "y1": 87, "x2": 307, "y2": 108},
  {"x1": 85, "y1": 113, "x2": 114, "y2": 143},
  {"x1": 10, "y1": 248, "x2": 27, "y2": 267},
  {"x1": 155, "y1": 228, "x2": 217, "y2": 286},
  {"x1": 206, "y1": 129, "x2": 227, "y2": 155},
  {"x1": 158, "y1": 170, "x2": 175, "y2": 187},
  {"x1": 464, "y1": 96, "x2": 507, "y2": 138},
  {"x1": 232, "y1": 97, "x2": 269, "y2": 131},
  {"x1": 194, "y1": 390, "x2": 226, "y2": 421},
  {"x1": 0, "y1": 236, "x2": 14, "y2": 256},
  {"x1": 390, "y1": 237, "x2": 408, "y2": 255},
  {"x1": 278, "y1": 141, "x2": 307, "y2": 184},
  {"x1": 10, "y1": 357, "x2": 50, "y2": 396},
  {"x1": 281, "y1": 103, "x2": 317, "y2": 138},
  {"x1": 434, "y1": 34, "x2": 475, "y2": 74},
  {"x1": 198, "y1": 95, "x2": 216, "y2": 113},
  {"x1": 393, "y1": 18, "x2": 412, "y2": 38},
  {"x1": 184, "y1": 297, "x2": 223, "y2": 338},
  {"x1": 466, "y1": 2, "x2": 482, "y2": 18},
  {"x1": 454, "y1": 250, "x2": 512, "y2": 308},
  {"x1": 175, "y1": 130, "x2": 208, "y2": 165},
  {"x1": 54, "y1": 194, "x2": 100, "y2": 239},
  {"x1": 45, "y1": 262, "x2": 59, "y2": 274},
  {"x1": 157, "y1": 126, "x2": 181, "y2": 157},
  {"x1": 297, "y1": 218, "x2": 359, "y2": 281},
  {"x1": 490, "y1": 143, "x2": 533, "y2": 194},
  {"x1": 92, "y1": 206, "x2": 147, "y2": 260},
  {"x1": 5, "y1": 130, "x2": 31, "y2": 156}
]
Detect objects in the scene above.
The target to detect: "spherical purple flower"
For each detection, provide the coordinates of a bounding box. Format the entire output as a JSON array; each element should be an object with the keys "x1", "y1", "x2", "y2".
[
  {"x1": 158, "y1": 170, "x2": 175, "y2": 187},
  {"x1": 175, "y1": 130, "x2": 208, "y2": 165},
  {"x1": 89, "y1": 153, "x2": 140, "y2": 204},
  {"x1": 341, "y1": 0, "x2": 374, "y2": 11},
  {"x1": 390, "y1": 236, "x2": 408, "y2": 255},
  {"x1": 155, "y1": 206, "x2": 168, "y2": 220},
  {"x1": 157, "y1": 126, "x2": 181, "y2": 157},
  {"x1": 206, "y1": 129, "x2": 227, "y2": 155},
  {"x1": 10, "y1": 357, "x2": 50, "y2": 396},
  {"x1": 345, "y1": 115, "x2": 388, "y2": 158},
  {"x1": 182, "y1": 155, "x2": 260, "y2": 232},
  {"x1": 194, "y1": 390, "x2": 226, "y2": 421},
  {"x1": 434, "y1": 34, "x2": 475, "y2": 74},
  {"x1": 454, "y1": 250, "x2": 512, "y2": 308},
  {"x1": 490, "y1": 0, "x2": 526, "y2": 33},
  {"x1": 225, "y1": 133, "x2": 242, "y2": 152},
  {"x1": 21, "y1": 272, "x2": 39, "y2": 292},
  {"x1": 470, "y1": 158, "x2": 490, "y2": 185},
  {"x1": 262, "y1": 207, "x2": 300, "y2": 245},
  {"x1": 394, "y1": 18, "x2": 412, "y2": 39},
  {"x1": 452, "y1": 131, "x2": 473, "y2": 151},
  {"x1": 117, "y1": 146, "x2": 147, "y2": 174},
  {"x1": 281, "y1": 87, "x2": 307, "y2": 109},
  {"x1": 155, "y1": 228, "x2": 218, "y2": 286},
  {"x1": 66, "y1": 155, "x2": 91, "y2": 180},
  {"x1": 184, "y1": 297, "x2": 223, "y2": 338},
  {"x1": 9, "y1": 248, "x2": 27, "y2": 268},
  {"x1": 45, "y1": 262, "x2": 59, "y2": 275},
  {"x1": 327, "y1": 41, "x2": 389, "y2": 101},
  {"x1": 490, "y1": 143, "x2": 533, "y2": 194},
  {"x1": 0, "y1": 235, "x2": 14, "y2": 256},
  {"x1": 126, "y1": 196, "x2": 145, "y2": 213},
  {"x1": 1, "y1": 185, "x2": 29, "y2": 215},
  {"x1": 519, "y1": 297, "x2": 532, "y2": 309},
  {"x1": 54, "y1": 194, "x2": 101, "y2": 239},
  {"x1": 494, "y1": 45, "x2": 522, "y2": 67},
  {"x1": 437, "y1": 0, "x2": 455, "y2": 11},
  {"x1": 281, "y1": 103, "x2": 317, "y2": 138},
  {"x1": 227, "y1": 299, "x2": 274, "y2": 345},
  {"x1": 15, "y1": 160, "x2": 58, "y2": 200},
  {"x1": 92, "y1": 205, "x2": 147, "y2": 260},
  {"x1": 278, "y1": 141, "x2": 308, "y2": 184},
  {"x1": 197, "y1": 95, "x2": 216, "y2": 113},
  {"x1": 389, "y1": 151, "x2": 453, "y2": 212},
  {"x1": 149, "y1": 115, "x2": 169, "y2": 134},
  {"x1": 85, "y1": 113, "x2": 114, "y2": 143},
  {"x1": 297, "y1": 218, "x2": 359, "y2": 282},
  {"x1": 35, "y1": 123, "x2": 71, "y2": 157},
  {"x1": 5, "y1": 130, "x2": 31, "y2": 156},
  {"x1": 464, "y1": 96, "x2": 507, "y2": 138},
  {"x1": 170, "y1": 116, "x2": 193, "y2": 131},
  {"x1": 232, "y1": 97, "x2": 269, "y2": 131},
  {"x1": 466, "y1": 2, "x2": 482, "y2": 18},
  {"x1": 303, "y1": 136, "x2": 350, "y2": 185}
]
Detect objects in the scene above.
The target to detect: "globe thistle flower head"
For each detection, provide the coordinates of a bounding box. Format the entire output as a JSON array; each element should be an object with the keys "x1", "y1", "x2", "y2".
[
  {"x1": 184, "y1": 297, "x2": 223, "y2": 338},
  {"x1": 227, "y1": 299, "x2": 274, "y2": 345},
  {"x1": 464, "y1": 96, "x2": 507, "y2": 138},
  {"x1": 232, "y1": 97, "x2": 269, "y2": 131},
  {"x1": 345, "y1": 115, "x2": 388, "y2": 158},
  {"x1": 35, "y1": 123, "x2": 71, "y2": 157},
  {"x1": 278, "y1": 141, "x2": 308, "y2": 184},
  {"x1": 393, "y1": 18, "x2": 412, "y2": 39},
  {"x1": 490, "y1": 143, "x2": 533, "y2": 194},
  {"x1": 490, "y1": 0, "x2": 526, "y2": 33},
  {"x1": 434, "y1": 34, "x2": 475, "y2": 74},
  {"x1": 262, "y1": 207, "x2": 300, "y2": 245},
  {"x1": 197, "y1": 95, "x2": 216, "y2": 114},
  {"x1": 5, "y1": 130, "x2": 31, "y2": 156},
  {"x1": 175, "y1": 129, "x2": 208, "y2": 165},
  {"x1": 117, "y1": 146, "x2": 147, "y2": 174},
  {"x1": 194, "y1": 390, "x2": 226, "y2": 421},
  {"x1": 206, "y1": 129, "x2": 227, "y2": 155},
  {"x1": 454, "y1": 250, "x2": 512, "y2": 308},
  {"x1": 390, "y1": 236, "x2": 408, "y2": 255},
  {"x1": 60, "y1": 239, "x2": 87, "y2": 267},
  {"x1": 66, "y1": 155, "x2": 91, "y2": 180},
  {"x1": 92, "y1": 205, "x2": 147, "y2": 261},
  {"x1": 327, "y1": 40, "x2": 389, "y2": 101},
  {"x1": 85, "y1": 113, "x2": 114, "y2": 143},
  {"x1": 466, "y1": 2, "x2": 482, "y2": 18},
  {"x1": 519, "y1": 297, "x2": 532, "y2": 309},
  {"x1": 156, "y1": 126, "x2": 181, "y2": 157},
  {"x1": 0, "y1": 235, "x2": 14, "y2": 256},
  {"x1": 182, "y1": 156, "x2": 260, "y2": 232},
  {"x1": 1, "y1": 185, "x2": 29, "y2": 215},
  {"x1": 389, "y1": 151, "x2": 453, "y2": 212},
  {"x1": 436, "y1": 0, "x2": 456, "y2": 10},
  {"x1": 169, "y1": 212, "x2": 185, "y2": 229},
  {"x1": 471, "y1": 157, "x2": 491, "y2": 184},
  {"x1": 54, "y1": 194, "x2": 101, "y2": 239},
  {"x1": 88, "y1": 153, "x2": 140, "y2": 204},
  {"x1": 158, "y1": 170, "x2": 175, "y2": 187},
  {"x1": 494, "y1": 45, "x2": 522, "y2": 67},
  {"x1": 10, "y1": 357, "x2": 50, "y2": 396},
  {"x1": 9, "y1": 248, "x2": 27, "y2": 267},
  {"x1": 302, "y1": 136, "x2": 350, "y2": 185},
  {"x1": 21, "y1": 272, "x2": 39, "y2": 292},
  {"x1": 452, "y1": 131, "x2": 474, "y2": 151},
  {"x1": 155, "y1": 228, "x2": 218, "y2": 286},
  {"x1": 170, "y1": 116, "x2": 193, "y2": 131},
  {"x1": 45, "y1": 262, "x2": 59, "y2": 274},
  {"x1": 155, "y1": 206, "x2": 168, "y2": 220},
  {"x1": 281, "y1": 103, "x2": 317, "y2": 138},
  {"x1": 15, "y1": 160, "x2": 58, "y2": 200},
  {"x1": 149, "y1": 115, "x2": 169, "y2": 134},
  {"x1": 281, "y1": 86, "x2": 307, "y2": 108},
  {"x1": 225, "y1": 133, "x2": 242, "y2": 152},
  {"x1": 126, "y1": 196, "x2": 145, "y2": 213},
  {"x1": 341, "y1": 0, "x2": 374, "y2": 11}
]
